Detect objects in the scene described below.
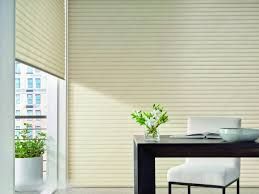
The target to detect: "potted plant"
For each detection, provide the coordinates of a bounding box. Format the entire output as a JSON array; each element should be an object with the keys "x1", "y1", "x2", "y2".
[
  {"x1": 131, "y1": 104, "x2": 169, "y2": 142},
  {"x1": 15, "y1": 123, "x2": 47, "y2": 191}
]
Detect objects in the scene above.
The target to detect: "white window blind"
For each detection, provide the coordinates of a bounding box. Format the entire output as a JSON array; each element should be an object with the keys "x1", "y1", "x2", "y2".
[
  {"x1": 16, "y1": 0, "x2": 65, "y2": 79},
  {"x1": 68, "y1": 0, "x2": 259, "y2": 187}
]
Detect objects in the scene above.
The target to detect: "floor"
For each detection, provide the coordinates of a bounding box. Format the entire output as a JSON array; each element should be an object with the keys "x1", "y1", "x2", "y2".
[{"x1": 54, "y1": 188, "x2": 259, "y2": 194}]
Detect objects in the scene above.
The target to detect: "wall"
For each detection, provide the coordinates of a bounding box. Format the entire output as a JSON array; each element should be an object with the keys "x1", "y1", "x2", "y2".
[
  {"x1": 68, "y1": 0, "x2": 259, "y2": 187},
  {"x1": 0, "y1": 0, "x2": 15, "y2": 193}
]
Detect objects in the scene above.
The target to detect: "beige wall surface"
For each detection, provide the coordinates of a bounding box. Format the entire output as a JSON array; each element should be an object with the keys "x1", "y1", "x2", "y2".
[{"x1": 68, "y1": 0, "x2": 259, "y2": 187}]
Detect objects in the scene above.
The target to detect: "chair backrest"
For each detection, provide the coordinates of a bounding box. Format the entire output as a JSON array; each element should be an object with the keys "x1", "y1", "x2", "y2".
[
  {"x1": 187, "y1": 117, "x2": 241, "y2": 135},
  {"x1": 186, "y1": 117, "x2": 241, "y2": 170}
]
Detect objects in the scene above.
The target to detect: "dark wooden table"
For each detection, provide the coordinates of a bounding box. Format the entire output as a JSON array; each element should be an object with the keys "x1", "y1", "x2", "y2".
[{"x1": 133, "y1": 135, "x2": 259, "y2": 194}]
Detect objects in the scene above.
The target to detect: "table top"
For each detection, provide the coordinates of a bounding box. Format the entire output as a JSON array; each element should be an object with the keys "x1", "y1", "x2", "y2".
[{"x1": 133, "y1": 135, "x2": 259, "y2": 145}]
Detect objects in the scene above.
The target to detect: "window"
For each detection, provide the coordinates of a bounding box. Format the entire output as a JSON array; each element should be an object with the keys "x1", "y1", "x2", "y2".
[
  {"x1": 27, "y1": 78, "x2": 33, "y2": 89},
  {"x1": 27, "y1": 66, "x2": 33, "y2": 74},
  {"x1": 36, "y1": 78, "x2": 41, "y2": 89},
  {"x1": 15, "y1": 110, "x2": 20, "y2": 115},
  {"x1": 27, "y1": 94, "x2": 33, "y2": 105},
  {"x1": 35, "y1": 125, "x2": 41, "y2": 129},
  {"x1": 27, "y1": 109, "x2": 33, "y2": 121},
  {"x1": 27, "y1": 110, "x2": 33, "y2": 116},
  {"x1": 35, "y1": 125, "x2": 42, "y2": 136},
  {"x1": 27, "y1": 125, "x2": 33, "y2": 137},
  {"x1": 35, "y1": 68, "x2": 40, "y2": 73},
  {"x1": 36, "y1": 110, "x2": 41, "y2": 121},
  {"x1": 15, "y1": 126, "x2": 20, "y2": 137},
  {"x1": 15, "y1": 110, "x2": 21, "y2": 121},
  {"x1": 15, "y1": 78, "x2": 20, "y2": 89},
  {"x1": 16, "y1": 94, "x2": 20, "y2": 104},
  {"x1": 15, "y1": 63, "x2": 21, "y2": 74},
  {"x1": 36, "y1": 94, "x2": 41, "y2": 105}
]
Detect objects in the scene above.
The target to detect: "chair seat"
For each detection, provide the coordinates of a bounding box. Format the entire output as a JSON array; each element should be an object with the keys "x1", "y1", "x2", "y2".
[{"x1": 167, "y1": 163, "x2": 239, "y2": 186}]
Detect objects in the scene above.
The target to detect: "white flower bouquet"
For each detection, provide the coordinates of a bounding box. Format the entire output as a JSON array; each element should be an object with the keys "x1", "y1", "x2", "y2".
[{"x1": 131, "y1": 104, "x2": 169, "y2": 142}]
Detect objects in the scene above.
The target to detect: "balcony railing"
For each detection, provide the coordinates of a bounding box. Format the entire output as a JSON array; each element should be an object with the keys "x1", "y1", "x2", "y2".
[{"x1": 15, "y1": 115, "x2": 47, "y2": 119}]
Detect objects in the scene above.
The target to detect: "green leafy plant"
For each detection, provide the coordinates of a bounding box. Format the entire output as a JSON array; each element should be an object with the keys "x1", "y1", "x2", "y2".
[
  {"x1": 15, "y1": 123, "x2": 47, "y2": 158},
  {"x1": 131, "y1": 104, "x2": 169, "y2": 138}
]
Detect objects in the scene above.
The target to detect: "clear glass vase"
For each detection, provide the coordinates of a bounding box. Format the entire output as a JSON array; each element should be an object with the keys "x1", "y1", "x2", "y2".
[{"x1": 144, "y1": 128, "x2": 160, "y2": 142}]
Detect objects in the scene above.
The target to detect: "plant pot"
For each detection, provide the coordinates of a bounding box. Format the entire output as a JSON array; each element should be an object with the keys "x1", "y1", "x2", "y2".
[
  {"x1": 15, "y1": 156, "x2": 43, "y2": 191},
  {"x1": 144, "y1": 128, "x2": 160, "y2": 142}
]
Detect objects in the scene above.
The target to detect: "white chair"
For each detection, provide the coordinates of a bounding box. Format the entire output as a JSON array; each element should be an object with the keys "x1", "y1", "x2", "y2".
[{"x1": 167, "y1": 117, "x2": 241, "y2": 194}]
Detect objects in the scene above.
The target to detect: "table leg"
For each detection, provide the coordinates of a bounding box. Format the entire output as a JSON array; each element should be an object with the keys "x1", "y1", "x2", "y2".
[{"x1": 134, "y1": 142, "x2": 155, "y2": 194}]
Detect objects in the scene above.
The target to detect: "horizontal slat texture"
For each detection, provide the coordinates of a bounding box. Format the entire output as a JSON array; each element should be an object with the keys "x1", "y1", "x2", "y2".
[
  {"x1": 68, "y1": 0, "x2": 259, "y2": 187},
  {"x1": 16, "y1": 0, "x2": 65, "y2": 79}
]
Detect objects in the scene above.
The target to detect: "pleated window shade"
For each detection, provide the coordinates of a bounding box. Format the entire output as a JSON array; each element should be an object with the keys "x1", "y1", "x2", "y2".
[
  {"x1": 68, "y1": 0, "x2": 259, "y2": 187},
  {"x1": 16, "y1": 0, "x2": 65, "y2": 79}
]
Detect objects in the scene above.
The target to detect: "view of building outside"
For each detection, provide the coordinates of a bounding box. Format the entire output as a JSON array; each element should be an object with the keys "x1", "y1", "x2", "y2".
[{"x1": 15, "y1": 61, "x2": 47, "y2": 137}]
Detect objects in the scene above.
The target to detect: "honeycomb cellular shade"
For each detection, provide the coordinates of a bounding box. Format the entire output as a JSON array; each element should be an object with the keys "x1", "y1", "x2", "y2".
[
  {"x1": 68, "y1": 0, "x2": 259, "y2": 187},
  {"x1": 16, "y1": 0, "x2": 65, "y2": 79}
]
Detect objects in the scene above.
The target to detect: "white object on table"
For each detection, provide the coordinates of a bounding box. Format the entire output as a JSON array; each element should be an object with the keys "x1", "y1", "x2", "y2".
[{"x1": 219, "y1": 128, "x2": 259, "y2": 142}]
